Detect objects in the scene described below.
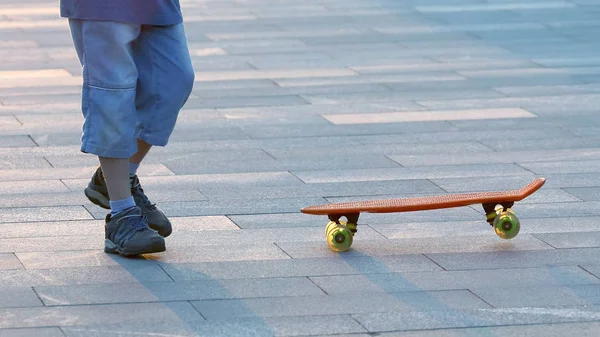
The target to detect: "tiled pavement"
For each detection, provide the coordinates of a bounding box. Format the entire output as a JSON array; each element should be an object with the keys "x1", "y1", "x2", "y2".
[{"x1": 1, "y1": 0, "x2": 600, "y2": 335}]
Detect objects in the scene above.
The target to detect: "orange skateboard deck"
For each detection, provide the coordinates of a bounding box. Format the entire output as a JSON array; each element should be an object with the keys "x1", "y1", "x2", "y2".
[{"x1": 301, "y1": 177, "x2": 546, "y2": 252}]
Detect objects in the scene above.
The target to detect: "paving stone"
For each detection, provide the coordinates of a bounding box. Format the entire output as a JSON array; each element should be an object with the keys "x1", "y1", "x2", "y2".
[
  {"x1": 472, "y1": 284, "x2": 600, "y2": 308},
  {"x1": 322, "y1": 108, "x2": 535, "y2": 125},
  {"x1": 0, "y1": 265, "x2": 173, "y2": 287},
  {"x1": 415, "y1": 94, "x2": 600, "y2": 112},
  {"x1": 350, "y1": 322, "x2": 600, "y2": 337},
  {"x1": 16, "y1": 244, "x2": 290, "y2": 269},
  {"x1": 0, "y1": 254, "x2": 22, "y2": 270},
  {"x1": 163, "y1": 153, "x2": 401, "y2": 175},
  {"x1": 0, "y1": 180, "x2": 68, "y2": 195},
  {"x1": 352, "y1": 306, "x2": 600, "y2": 333},
  {"x1": 430, "y1": 174, "x2": 582, "y2": 193},
  {"x1": 207, "y1": 179, "x2": 444, "y2": 204},
  {"x1": 582, "y1": 265, "x2": 600, "y2": 279},
  {"x1": 274, "y1": 72, "x2": 466, "y2": 87},
  {"x1": 494, "y1": 84, "x2": 600, "y2": 97},
  {"x1": 161, "y1": 255, "x2": 442, "y2": 281},
  {"x1": 277, "y1": 234, "x2": 552, "y2": 259},
  {"x1": 61, "y1": 315, "x2": 366, "y2": 337},
  {"x1": 0, "y1": 302, "x2": 204, "y2": 329},
  {"x1": 0, "y1": 135, "x2": 36, "y2": 147},
  {"x1": 0, "y1": 192, "x2": 95, "y2": 208},
  {"x1": 426, "y1": 247, "x2": 600, "y2": 271},
  {"x1": 0, "y1": 156, "x2": 51, "y2": 169},
  {"x1": 0, "y1": 328, "x2": 65, "y2": 337},
  {"x1": 0, "y1": 206, "x2": 92, "y2": 224},
  {"x1": 0, "y1": 287, "x2": 42, "y2": 308},
  {"x1": 35, "y1": 277, "x2": 324, "y2": 305},
  {"x1": 292, "y1": 164, "x2": 532, "y2": 184},
  {"x1": 480, "y1": 138, "x2": 600, "y2": 152},
  {"x1": 265, "y1": 142, "x2": 493, "y2": 159},
  {"x1": 534, "y1": 232, "x2": 600, "y2": 249},
  {"x1": 301, "y1": 88, "x2": 504, "y2": 104},
  {"x1": 0, "y1": 235, "x2": 104, "y2": 253},
  {"x1": 520, "y1": 160, "x2": 600, "y2": 174},
  {"x1": 192, "y1": 290, "x2": 489, "y2": 319},
  {"x1": 310, "y1": 266, "x2": 599, "y2": 295},
  {"x1": 389, "y1": 148, "x2": 600, "y2": 167},
  {"x1": 240, "y1": 121, "x2": 457, "y2": 139},
  {"x1": 349, "y1": 59, "x2": 536, "y2": 74},
  {"x1": 563, "y1": 187, "x2": 600, "y2": 201}
]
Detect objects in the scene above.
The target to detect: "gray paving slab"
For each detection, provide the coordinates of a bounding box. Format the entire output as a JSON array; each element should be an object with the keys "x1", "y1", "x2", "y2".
[
  {"x1": 0, "y1": 287, "x2": 42, "y2": 308},
  {"x1": 240, "y1": 121, "x2": 458, "y2": 139},
  {"x1": 472, "y1": 284, "x2": 600, "y2": 308},
  {"x1": 60, "y1": 315, "x2": 366, "y2": 337},
  {"x1": 277, "y1": 234, "x2": 553, "y2": 259},
  {"x1": 0, "y1": 328, "x2": 65, "y2": 337},
  {"x1": 16, "y1": 244, "x2": 290, "y2": 269},
  {"x1": 0, "y1": 265, "x2": 173, "y2": 287},
  {"x1": 160, "y1": 255, "x2": 442, "y2": 281},
  {"x1": 0, "y1": 254, "x2": 22, "y2": 270},
  {"x1": 352, "y1": 306, "x2": 600, "y2": 333},
  {"x1": 0, "y1": 302, "x2": 205, "y2": 329},
  {"x1": 164, "y1": 154, "x2": 401, "y2": 174},
  {"x1": 346, "y1": 322, "x2": 600, "y2": 337},
  {"x1": 34, "y1": 277, "x2": 325, "y2": 306},
  {"x1": 426, "y1": 247, "x2": 600, "y2": 271},
  {"x1": 534, "y1": 232, "x2": 600, "y2": 249},
  {"x1": 0, "y1": 135, "x2": 36, "y2": 147},
  {"x1": 582, "y1": 265, "x2": 600, "y2": 279},
  {"x1": 520, "y1": 159, "x2": 600, "y2": 174},
  {"x1": 291, "y1": 164, "x2": 533, "y2": 184},
  {"x1": 301, "y1": 88, "x2": 505, "y2": 104},
  {"x1": 0, "y1": 180, "x2": 69, "y2": 195},
  {"x1": 202, "y1": 179, "x2": 445, "y2": 203},
  {"x1": 192, "y1": 290, "x2": 489, "y2": 319},
  {"x1": 565, "y1": 187, "x2": 600, "y2": 201},
  {"x1": 310, "y1": 266, "x2": 599, "y2": 295},
  {"x1": 0, "y1": 156, "x2": 51, "y2": 169},
  {"x1": 0, "y1": 206, "x2": 92, "y2": 224},
  {"x1": 264, "y1": 142, "x2": 493, "y2": 159},
  {"x1": 389, "y1": 148, "x2": 600, "y2": 167}
]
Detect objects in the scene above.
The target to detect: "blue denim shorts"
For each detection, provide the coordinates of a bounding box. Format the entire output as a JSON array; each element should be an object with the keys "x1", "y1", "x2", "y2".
[{"x1": 68, "y1": 19, "x2": 195, "y2": 158}]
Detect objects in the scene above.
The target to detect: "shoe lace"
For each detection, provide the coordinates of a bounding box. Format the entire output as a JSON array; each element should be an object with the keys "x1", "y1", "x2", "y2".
[
  {"x1": 119, "y1": 214, "x2": 150, "y2": 232},
  {"x1": 131, "y1": 179, "x2": 157, "y2": 211}
]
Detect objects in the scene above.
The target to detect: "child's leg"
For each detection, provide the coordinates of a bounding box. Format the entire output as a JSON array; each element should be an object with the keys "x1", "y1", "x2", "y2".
[
  {"x1": 68, "y1": 19, "x2": 165, "y2": 255},
  {"x1": 125, "y1": 24, "x2": 194, "y2": 173},
  {"x1": 132, "y1": 23, "x2": 195, "y2": 150}
]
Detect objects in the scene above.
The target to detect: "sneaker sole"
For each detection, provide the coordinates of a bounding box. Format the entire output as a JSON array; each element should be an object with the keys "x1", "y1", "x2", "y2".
[
  {"x1": 104, "y1": 239, "x2": 166, "y2": 257},
  {"x1": 85, "y1": 187, "x2": 110, "y2": 209}
]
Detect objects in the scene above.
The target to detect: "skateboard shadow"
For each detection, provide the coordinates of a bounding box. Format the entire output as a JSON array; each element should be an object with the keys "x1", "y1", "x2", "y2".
[{"x1": 337, "y1": 250, "x2": 501, "y2": 336}]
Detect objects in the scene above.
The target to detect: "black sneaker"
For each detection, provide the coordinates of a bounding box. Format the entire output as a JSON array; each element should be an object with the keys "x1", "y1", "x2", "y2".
[
  {"x1": 84, "y1": 166, "x2": 172, "y2": 237},
  {"x1": 104, "y1": 206, "x2": 165, "y2": 256}
]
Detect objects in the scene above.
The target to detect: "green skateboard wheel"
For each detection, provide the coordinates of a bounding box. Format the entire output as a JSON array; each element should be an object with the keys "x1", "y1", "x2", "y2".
[
  {"x1": 493, "y1": 209, "x2": 520, "y2": 239},
  {"x1": 326, "y1": 221, "x2": 353, "y2": 252}
]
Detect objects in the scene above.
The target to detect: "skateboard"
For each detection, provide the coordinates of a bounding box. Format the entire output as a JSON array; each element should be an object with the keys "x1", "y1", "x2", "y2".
[{"x1": 301, "y1": 177, "x2": 546, "y2": 252}]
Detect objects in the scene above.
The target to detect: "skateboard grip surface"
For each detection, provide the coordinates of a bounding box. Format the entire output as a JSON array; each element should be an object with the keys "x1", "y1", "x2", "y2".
[{"x1": 301, "y1": 178, "x2": 545, "y2": 215}]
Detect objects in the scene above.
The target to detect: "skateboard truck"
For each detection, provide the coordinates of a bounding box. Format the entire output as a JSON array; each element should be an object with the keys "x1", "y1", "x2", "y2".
[
  {"x1": 482, "y1": 202, "x2": 520, "y2": 240},
  {"x1": 326, "y1": 213, "x2": 359, "y2": 252}
]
